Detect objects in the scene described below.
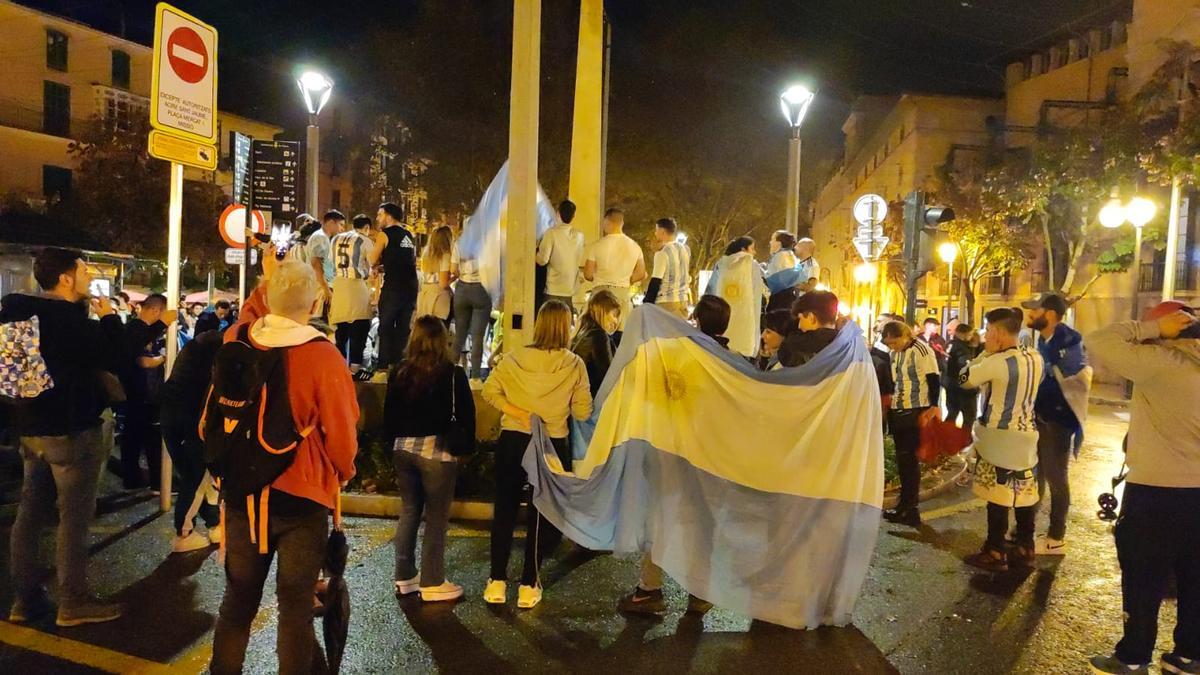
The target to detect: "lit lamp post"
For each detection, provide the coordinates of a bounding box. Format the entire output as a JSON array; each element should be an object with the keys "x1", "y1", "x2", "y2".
[
  {"x1": 938, "y1": 241, "x2": 958, "y2": 320},
  {"x1": 297, "y1": 70, "x2": 334, "y2": 217},
  {"x1": 780, "y1": 84, "x2": 815, "y2": 236},
  {"x1": 1100, "y1": 192, "x2": 1156, "y2": 399}
]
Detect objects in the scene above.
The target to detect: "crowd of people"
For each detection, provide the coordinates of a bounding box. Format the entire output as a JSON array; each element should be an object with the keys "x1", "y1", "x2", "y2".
[{"x1": 1, "y1": 194, "x2": 1197, "y2": 674}]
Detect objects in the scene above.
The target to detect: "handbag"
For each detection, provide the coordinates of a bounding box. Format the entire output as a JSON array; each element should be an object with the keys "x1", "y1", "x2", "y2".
[{"x1": 440, "y1": 367, "x2": 475, "y2": 457}]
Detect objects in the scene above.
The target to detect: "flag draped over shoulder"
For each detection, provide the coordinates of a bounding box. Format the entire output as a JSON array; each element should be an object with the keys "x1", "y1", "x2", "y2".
[
  {"x1": 456, "y1": 161, "x2": 558, "y2": 306},
  {"x1": 703, "y1": 252, "x2": 766, "y2": 356},
  {"x1": 524, "y1": 304, "x2": 884, "y2": 629}
]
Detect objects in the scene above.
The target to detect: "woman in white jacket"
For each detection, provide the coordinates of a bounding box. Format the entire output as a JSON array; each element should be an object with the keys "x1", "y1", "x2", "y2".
[
  {"x1": 481, "y1": 300, "x2": 593, "y2": 609},
  {"x1": 705, "y1": 236, "x2": 766, "y2": 357}
]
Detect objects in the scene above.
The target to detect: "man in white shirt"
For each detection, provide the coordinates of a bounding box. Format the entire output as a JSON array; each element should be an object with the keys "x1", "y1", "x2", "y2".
[
  {"x1": 536, "y1": 200, "x2": 585, "y2": 313},
  {"x1": 305, "y1": 210, "x2": 346, "y2": 316},
  {"x1": 584, "y1": 208, "x2": 646, "y2": 329},
  {"x1": 641, "y1": 217, "x2": 691, "y2": 320},
  {"x1": 329, "y1": 214, "x2": 376, "y2": 373},
  {"x1": 795, "y1": 237, "x2": 821, "y2": 291}
]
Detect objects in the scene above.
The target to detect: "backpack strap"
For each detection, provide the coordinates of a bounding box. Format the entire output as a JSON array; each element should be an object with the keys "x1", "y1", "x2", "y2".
[{"x1": 246, "y1": 487, "x2": 271, "y2": 555}]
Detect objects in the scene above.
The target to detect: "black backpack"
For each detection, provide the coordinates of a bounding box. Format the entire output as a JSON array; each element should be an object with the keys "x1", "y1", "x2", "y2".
[{"x1": 201, "y1": 324, "x2": 318, "y2": 501}]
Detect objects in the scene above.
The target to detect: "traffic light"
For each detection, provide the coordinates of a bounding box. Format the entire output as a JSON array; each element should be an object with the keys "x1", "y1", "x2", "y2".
[
  {"x1": 903, "y1": 191, "x2": 955, "y2": 277},
  {"x1": 902, "y1": 190, "x2": 955, "y2": 323}
]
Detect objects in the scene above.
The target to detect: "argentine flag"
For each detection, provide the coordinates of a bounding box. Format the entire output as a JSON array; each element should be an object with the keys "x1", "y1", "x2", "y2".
[{"x1": 524, "y1": 305, "x2": 884, "y2": 629}]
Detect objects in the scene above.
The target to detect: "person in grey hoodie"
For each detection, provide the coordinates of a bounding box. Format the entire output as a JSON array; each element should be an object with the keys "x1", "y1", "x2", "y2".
[
  {"x1": 1086, "y1": 302, "x2": 1200, "y2": 675},
  {"x1": 481, "y1": 300, "x2": 592, "y2": 610}
]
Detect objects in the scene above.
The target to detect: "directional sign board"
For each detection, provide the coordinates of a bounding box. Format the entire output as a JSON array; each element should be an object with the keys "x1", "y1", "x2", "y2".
[
  {"x1": 231, "y1": 132, "x2": 251, "y2": 205},
  {"x1": 251, "y1": 140, "x2": 300, "y2": 215},
  {"x1": 148, "y1": 130, "x2": 216, "y2": 170},
  {"x1": 224, "y1": 247, "x2": 259, "y2": 266},
  {"x1": 150, "y1": 3, "x2": 218, "y2": 144}
]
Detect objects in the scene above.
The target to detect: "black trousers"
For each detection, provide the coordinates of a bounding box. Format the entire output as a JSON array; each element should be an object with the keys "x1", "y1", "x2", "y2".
[
  {"x1": 490, "y1": 431, "x2": 571, "y2": 586},
  {"x1": 985, "y1": 501, "x2": 1035, "y2": 552},
  {"x1": 1114, "y1": 484, "x2": 1200, "y2": 665},
  {"x1": 161, "y1": 413, "x2": 218, "y2": 536},
  {"x1": 888, "y1": 410, "x2": 922, "y2": 511},
  {"x1": 119, "y1": 401, "x2": 161, "y2": 490},
  {"x1": 334, "y1": 319, "x2": 372, "y2": 368},
  {"x1": 945, "y1": 389, "x2": 978, "y2": 427},
  {"x1": 377, "y1": 293, "x2": 415, "y2": 369}
]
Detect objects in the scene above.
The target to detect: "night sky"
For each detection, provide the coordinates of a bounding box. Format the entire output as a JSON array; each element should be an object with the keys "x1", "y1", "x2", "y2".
[{"x1": 23, "y1": 0, "x2": 1122, "y2": 219}]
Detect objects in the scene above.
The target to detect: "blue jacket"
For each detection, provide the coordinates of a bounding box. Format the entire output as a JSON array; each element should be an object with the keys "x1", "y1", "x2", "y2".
[{"x1": 1034, "y1": 322, "x2": 1087, "y2": 430}]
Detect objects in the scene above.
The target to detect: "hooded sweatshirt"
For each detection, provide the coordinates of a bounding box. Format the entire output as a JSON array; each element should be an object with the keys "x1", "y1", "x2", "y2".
[
  {"x1": 1087, "y1": 320, "x2": 1200, "y2": 488},
  {"x1": 0, "y1": 293, "x2": 126, "y2": 436},
  {"x1": 482, "y1": 346, "x2": 592, "y2": 438},
  {"x1": 224, "y1": 287, "x2": 359, "y2": 509}
]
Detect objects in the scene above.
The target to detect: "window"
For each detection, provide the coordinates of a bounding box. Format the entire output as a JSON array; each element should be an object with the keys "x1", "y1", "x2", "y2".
[
  {"x1": 331, "y1": 190, "x2": 341, "y2": 210},
  {"x1": 980, "y1": 273, "x2": 1010, "y2": 296},
  {"x1": 46, "y1": 30, "x2": 67, "y2": 71},
  {"x1": 43, "y1": 81, "x2": 70, "y2": 136},
  {"x1": 42, "y1": 165, "x2": 71, "y2": 202},
  {"x1": 111, "y1": 50, "x2": 130, "y2": 89}
]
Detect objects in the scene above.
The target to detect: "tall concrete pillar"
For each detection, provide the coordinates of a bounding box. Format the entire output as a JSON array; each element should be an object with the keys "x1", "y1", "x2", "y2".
[
  {"x1": 504, "y1": 0, "x2": 541, "y2": 350},
  {"x1": 568, "y1": 0, "x2": 605, "y2": 244}
]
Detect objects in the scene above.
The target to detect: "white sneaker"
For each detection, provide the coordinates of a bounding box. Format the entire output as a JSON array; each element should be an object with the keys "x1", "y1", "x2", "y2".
[
  {"x1": 517, "y1": 584, "x2": 542, "y2": 609},
  {"x1": 483, "y1": 579, "x2": 507, "y2": 604},
  {"x1": 420, "y1": 581, "x2": 464, "y2": 602},
  {"x1": 206, "y1": 525, "x2": 222, "y2": 545},
  {"x1": 171, "y1": 531, "x2": 212, "y2": 554},
  {"x1": 1035, "y1": 535, "x2": 1067, "y2": 556},
  {"x1": 394, "y1": 576, "x2": 420, "y2": 595}
]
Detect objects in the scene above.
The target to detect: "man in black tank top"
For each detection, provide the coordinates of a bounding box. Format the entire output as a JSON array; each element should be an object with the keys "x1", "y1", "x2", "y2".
[{"x1": 368, "y1": 202, "x2": 418, "y2": 371}]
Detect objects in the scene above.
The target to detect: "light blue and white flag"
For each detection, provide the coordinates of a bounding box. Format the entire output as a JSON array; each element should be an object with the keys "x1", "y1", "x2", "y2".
[
  {"x1": 456, "y1": 162, "x2": 559, "y2": 307},
  {"x1": 524, "y1": 304, "x2": 884, "y2": 629}
]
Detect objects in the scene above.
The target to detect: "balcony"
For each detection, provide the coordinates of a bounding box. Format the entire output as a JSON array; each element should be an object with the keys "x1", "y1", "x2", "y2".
[{"x1": 0, "y1": 96, "x2": 87, "y2": 139}]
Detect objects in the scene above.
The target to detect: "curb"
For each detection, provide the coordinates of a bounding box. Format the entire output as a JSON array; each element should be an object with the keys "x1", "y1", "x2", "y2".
[
  {"x1": 342, "y1": 492, "x2": 493, "y2": 521},
  {"x1": 882, "y1": 454, "x2": 969, "y2": 510}
]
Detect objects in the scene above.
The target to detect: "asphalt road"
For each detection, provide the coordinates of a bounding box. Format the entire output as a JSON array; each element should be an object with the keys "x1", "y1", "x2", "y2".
[{"x1": 0, "y1": 405, "x2": 1182, "y2": 674}]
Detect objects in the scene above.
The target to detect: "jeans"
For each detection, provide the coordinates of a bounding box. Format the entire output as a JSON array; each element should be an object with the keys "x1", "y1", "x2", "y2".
[
  {"x1": 888, "y1": 410, "x2": 922, "y2": 511},
  {"x1": 1113, "y1": 484, "x2": 1200, "y2": 665},
  {"x1": 377, "y1": 292, "x2": 415, "y2": 370},
  {"x1": 985, "y1": 501, "x2": 1036, "y2": 552},
  {"x1": 945, "y1": 389, "x2": 978, "y2": 427},
  {"x1": 1035, "y1": 417, "x2": 1072, "y2": 541},
  {"x1": 11, "y1": 428, "x2": 105, "y2": 607},
  {"x1": 335, "y1": 319, "x2": 372, "y2": 368},
  {"x1": 119, "y1": 401, "x2": 161, "y2": 490},
  {"x1": 161, "y1": 414, "x2": 219, "y2": 536},
  {"x1": 453, "y1": 282, "x2": 492, "y2": 378},
  {"x1": 211, "y1": 505, "x2": 328, "y2": 675},
  {"x1": 393, "y1": 451, "x2": 458, "y2": 587},
  {"x1": 490, "y1": 431, "x2": 571, "y2": 586}
]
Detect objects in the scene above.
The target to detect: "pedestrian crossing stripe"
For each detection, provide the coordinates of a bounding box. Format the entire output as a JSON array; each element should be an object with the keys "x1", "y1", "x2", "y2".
[{"x1": 0, "y1": 622, "x2": 173, "y2": 673}]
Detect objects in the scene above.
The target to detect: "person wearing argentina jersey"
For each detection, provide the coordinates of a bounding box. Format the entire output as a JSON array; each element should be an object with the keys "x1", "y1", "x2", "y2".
[
  {"x1": 880, "y1": 320, "x2": 942, "y2": 527},
  {"x1": 329, "y1": 214, "x2": 376, "y2": 374},
  {"x1": 641, "y1": 218, "x2": 692, "y2": 320},
  {"x1": 959, "y1": 307, "x2": 1045, "y2": 573}
]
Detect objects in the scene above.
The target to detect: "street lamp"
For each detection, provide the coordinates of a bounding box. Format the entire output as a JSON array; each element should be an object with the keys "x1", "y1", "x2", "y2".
[
  {"x1": 780, "y1": 84, "x2": 815, "y2": 236},
  {"x1": 853, "y1": 262, "x2": 878, "y2": 284},
  {"x1": 297, "y1": 70, "x2": 334, "y2": 217},
  {"x1": 1099, "y1": 191, "x2": 1158, "y2": 393},
  {"x1": 938, "y1": 241, "x2": 958, "y2": 314}
]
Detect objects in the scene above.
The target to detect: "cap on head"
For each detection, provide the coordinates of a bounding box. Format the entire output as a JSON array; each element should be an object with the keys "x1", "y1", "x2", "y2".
[
  {"x1": 1142, "y1": 300, "x2": 1197, "y2": 322},
  {"x1": 1020, "y1": 292, "x2": 1068, "y2": 317}
]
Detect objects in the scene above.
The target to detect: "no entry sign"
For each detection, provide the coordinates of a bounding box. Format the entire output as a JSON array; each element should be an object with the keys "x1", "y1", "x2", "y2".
[
  {"x1": 151, "y1": 3, "x2": 218, "y2": 144},
  {"x1": 219, "y1": 204, "x2": 266, "y2": 248}
]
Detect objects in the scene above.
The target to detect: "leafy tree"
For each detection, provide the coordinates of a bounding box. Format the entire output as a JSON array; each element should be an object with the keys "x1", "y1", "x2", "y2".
[{"x1": 66, "y1": 115, "x2": 226, "y2": 265}]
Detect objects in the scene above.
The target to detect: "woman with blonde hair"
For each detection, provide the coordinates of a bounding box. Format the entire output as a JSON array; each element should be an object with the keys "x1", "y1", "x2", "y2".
[
  {"x1": 481, "y1": 300, "x2": 592, "y2": 609},
  {"x1": 416, "y1": 225, "x2": 453, "y2": 324},
  {"x1": 570, "y1": 290, "x2": 622, "y2": 397}
]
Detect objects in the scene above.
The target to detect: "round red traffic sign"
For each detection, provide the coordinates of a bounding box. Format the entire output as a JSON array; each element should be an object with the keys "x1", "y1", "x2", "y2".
[
  {"x1": 219, "y1": 204, "x2": 266, "y2": 247},
  {"x1": 167, "y1": 26, "x2": 208, "y2": 84}
]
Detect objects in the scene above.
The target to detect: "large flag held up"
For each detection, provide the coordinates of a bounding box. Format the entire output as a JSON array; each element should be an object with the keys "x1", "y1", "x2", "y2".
[
  {"x1": 455, "y1": 161, "x2": 559, "y2": 307},
  {"x1": 524, "y1": 305, "x2": 884, "y2": 629}
]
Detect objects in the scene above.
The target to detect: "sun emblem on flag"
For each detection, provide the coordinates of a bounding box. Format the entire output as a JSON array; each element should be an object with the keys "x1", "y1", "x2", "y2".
[
  {"x1": 721, "y1": 282, "x2": 741, "y2": 301},
  {"x1": 664, "y1": 370, "x2": 687, "y2": 400}
]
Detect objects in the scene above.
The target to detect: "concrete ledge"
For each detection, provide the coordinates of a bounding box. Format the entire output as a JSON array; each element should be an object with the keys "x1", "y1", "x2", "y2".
[
  {"x1": 342, "y1": 491, "x2": 493, "y2": 520},
  {"x1": 882, "y1": 454, "x2": 969, "y2": 510}
]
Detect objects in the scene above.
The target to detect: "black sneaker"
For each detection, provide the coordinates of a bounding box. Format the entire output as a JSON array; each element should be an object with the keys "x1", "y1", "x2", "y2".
[
  {"x1": 1163, "y1": 653, "x2": 1200, "y2": 674},
  {"x1": 617, "y1": 587, "x2": 666, "y2": 616},
  {"x1": 8, "y1": 588, "x2": 53, "y2": 623},
  {"x1": 882, "y1": 507, "x2": 921, "y2": 528},
  {"x1": 57, "y1": 600, "x2": 122, "y2": 627},
  {"x1": 686, "y1": 594, "x2": 713, "y2": 615}
]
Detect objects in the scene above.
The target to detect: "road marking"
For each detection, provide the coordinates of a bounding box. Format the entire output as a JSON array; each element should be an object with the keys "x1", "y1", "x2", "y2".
[
  {"x1": 0, "y1": 622, "x2": 172, "y2": 674},
  {"x1": 922, "y1": 498, "x2": 986, "y2": 521}
]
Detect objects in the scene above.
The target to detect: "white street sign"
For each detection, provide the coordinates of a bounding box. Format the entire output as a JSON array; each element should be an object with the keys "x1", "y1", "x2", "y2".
[
  {"x1": 853, "y1": 194, "x2": 888, "y2": 226},
  {"x1": 150, "y1": 3, "x2": 218, "y2": 144},
  {"x1": 225, "y1": 247, "x2": 259, "y2": 266},
  {"x1": 853, "y1": 236, "x2": 890, "y2": 263}
]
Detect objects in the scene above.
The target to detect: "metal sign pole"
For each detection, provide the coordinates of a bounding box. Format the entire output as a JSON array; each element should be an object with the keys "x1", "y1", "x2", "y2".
[
  {"x1": 242, "y1": 143, "x2": 255, "y2": 302},
  {"x1": 160, "y1": 161, "x2": 184, "y2": 512}
]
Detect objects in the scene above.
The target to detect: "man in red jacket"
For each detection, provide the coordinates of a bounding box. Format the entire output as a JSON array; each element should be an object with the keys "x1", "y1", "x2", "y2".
[{"x1": 210, "y1": 251, "x2": 359, "y2": 675}]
